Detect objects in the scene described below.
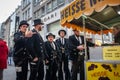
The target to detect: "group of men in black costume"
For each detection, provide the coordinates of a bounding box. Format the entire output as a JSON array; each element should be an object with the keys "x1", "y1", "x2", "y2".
[{"x1": 13, "y1": 18, "x2": 95, "y2": 80}]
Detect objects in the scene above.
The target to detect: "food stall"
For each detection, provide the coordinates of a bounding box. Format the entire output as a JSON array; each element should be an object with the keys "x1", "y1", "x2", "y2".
[{"x1": 60, "y1": 0, "x2": 120, "y2": 79}]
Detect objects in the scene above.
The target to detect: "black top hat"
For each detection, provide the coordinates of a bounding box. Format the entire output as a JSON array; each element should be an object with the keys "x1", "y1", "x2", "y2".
[
  {"x1": 58, "y1": 29, "x2": 66, "y2": 35},
  {"x1": 19, "y1": 20, "x2": 29, "y2": 29},
  {"x1": 33, "y1": 19, "x2": 44, "y2": 26},
  {"x1": 46, "y1": 33, "x2": 55, "y2": 39}
]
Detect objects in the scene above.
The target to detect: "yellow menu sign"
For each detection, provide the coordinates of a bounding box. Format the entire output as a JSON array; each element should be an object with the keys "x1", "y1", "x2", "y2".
[
  {"x1": 86, "y1": 62, "x2": 120, "y2": 80},
  {"x1": 103, "y1": 46, "x2": 120, "y2": 60}
]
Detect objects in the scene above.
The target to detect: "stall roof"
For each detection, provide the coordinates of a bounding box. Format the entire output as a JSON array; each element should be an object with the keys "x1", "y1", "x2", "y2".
[{"x1": 60, "y1": 0, "x2": 120, "y2": 34}]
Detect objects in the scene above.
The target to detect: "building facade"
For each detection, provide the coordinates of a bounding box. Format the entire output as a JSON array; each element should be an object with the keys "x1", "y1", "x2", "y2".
[
  {"x1": 9, "y1": 12, "x2": 16, "y2": 48},
  {"x1": 14, "y1": 5, "x2": 22, "y2": 32},
  {"x1": 21, "y1": 0, "x2": 33, "y2": 29},
  {"x1": 3, "y1": 17, "x2": 11, "y2": 47},
  {"x1": 32, "y1": 0, "x2": 74, "y2": 40},
  {"x1": 0, "y1": 22, "x2": 6, "y2": 39},
  {"x1": 1, "y1": 0, "x2": 74, "y2": 47}
]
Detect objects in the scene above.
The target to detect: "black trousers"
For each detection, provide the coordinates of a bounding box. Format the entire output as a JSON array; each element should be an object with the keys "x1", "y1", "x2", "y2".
[
  {"x1": 71, "y1": 56, "x2": 85, "y2": 80},
  {"x1": 29, "y1": 60, "x2": 44, "y2": 80},
  {"x1": 0, "y1": 69, "x2": 3, "y2": 80},
  {"x1": 58, "y1": 56, "x2": 71, "y2": 80},
  {"x1": 14, "y1": 58, "x2": 28, "y2": 80},
  {"x1": 45, "y1": 60, "x2": 58, "y2": 80}
]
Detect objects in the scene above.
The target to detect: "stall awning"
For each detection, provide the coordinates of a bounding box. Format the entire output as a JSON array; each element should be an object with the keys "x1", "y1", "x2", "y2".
[{"x1": 60, "y1": 0, "x2": 120, "y2": 34}]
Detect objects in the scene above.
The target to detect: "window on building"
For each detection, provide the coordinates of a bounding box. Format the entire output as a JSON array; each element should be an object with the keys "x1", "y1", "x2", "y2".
[
  {"x1": 22, "y1": 0, "x2": 30, "y2": 8},
  {"x1": 52, "y1": 0, "x2": 57, "y2": 9},
  {"x1": 23, "y1": 0, "x2": 26, "y2": 7},
  {"x1": 34, "y1": 12, "x2": 37, "y2": 18},
  {"x1": 47, "y1": 21, "x2": 62, "y2": 39},
  {"x1": 37, "y1": 10, "x2": 40, "y2": 17},
  {"x1": 28, "y1": 0, "x2": 30, "y2": 4},
  {"x1": 37, "y1": 0, "x2": 40, "y2": 2},
  {"x1": 26, "y1": 0, "x2": 28, "y2": 5},
  {"x1": 39, "y1": 9, "x2": 42, "y2": 17},
  {"x1": 22, "y1": 13, "x2": 25, "y2": 20},
  {"x1": 41, "y1": 6, "x2": 45, "y2": 16},
  {"x1": 47, "y1": 2, "x2": 52, "y2": 13},
  {"x1": 25, "y1": 10, "x2": 27, "y2": 20},
  {"x1": 28, "y1": 8, "x2": 30, "y2": 18},
  {"x1": 33, "y1": 0, "x2": 37, "y2": 6},
  {"x1": 57, "y1": 0, "x2": 64, "y2": 6}
]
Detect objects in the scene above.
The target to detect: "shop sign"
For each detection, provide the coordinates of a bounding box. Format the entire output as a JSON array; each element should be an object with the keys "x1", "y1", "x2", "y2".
[
  {"x1": 86, "y1": 62, "x2": 120, "y2": 80},
  {"x1": 60, "y1": 0, "x2": 120, "y2": 24},
  {"x1": 42, "y1": 9, "x2": 60, "y2": 24},
  {"x1": 43, "y1": 13, "x2": 57, "y2": 22},
  {"x1": 103, "y1": 46, "x2": 120, "y2": 60}
]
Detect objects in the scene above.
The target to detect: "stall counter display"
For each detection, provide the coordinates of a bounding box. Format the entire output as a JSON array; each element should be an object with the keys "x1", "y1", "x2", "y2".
[{"x1": 86, "y1": 61, "x2": 120, "y2": 80}]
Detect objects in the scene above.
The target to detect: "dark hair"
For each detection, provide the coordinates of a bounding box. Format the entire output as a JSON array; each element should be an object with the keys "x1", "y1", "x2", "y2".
[
  {"x1": 46, "y1": 33, "x2": 55, "y2": 39},
  {"x1": 58, "y1": 29, "x2": 66, "y2": 35}
]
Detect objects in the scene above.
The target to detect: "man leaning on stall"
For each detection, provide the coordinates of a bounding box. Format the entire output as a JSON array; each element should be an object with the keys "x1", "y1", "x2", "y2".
[{"x1": 69, "y1": 29, "x2": 95, "y2": 80}]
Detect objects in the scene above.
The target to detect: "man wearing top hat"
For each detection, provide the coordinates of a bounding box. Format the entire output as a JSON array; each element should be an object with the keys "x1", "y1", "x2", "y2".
[
  {"x1": 13, "y1": 20, "x2": 34, "y2": 80},
  {"x1": 56, "y1": 29, "x2": 71, "y2": 80},
  {"x1": 27, "y1": 19, "x2": 45, "y2": 80},
  {"x1": 44, "y1": 33, "x2": 61, "y2": 80},
  {"x1": 69, "y1": 29, "x2": 95, "y2": 80}
]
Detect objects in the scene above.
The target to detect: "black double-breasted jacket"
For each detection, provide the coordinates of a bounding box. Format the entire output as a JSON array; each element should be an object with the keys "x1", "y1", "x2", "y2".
[
  {"x1": 13, "y1": 31, "x2": 28, "y2": 59},
  {"x1": 56, "y1": 38, "x2": 70, "y2": 57},
  {"x1": 69, "y1": 35, "x2": 95, "y2": 61},
  {"x1": 44, "y1": 41, "x2": 61, "y2": 63},
  {"x1": 27, "y1": 29, "x2": 45, "y2": 61}
]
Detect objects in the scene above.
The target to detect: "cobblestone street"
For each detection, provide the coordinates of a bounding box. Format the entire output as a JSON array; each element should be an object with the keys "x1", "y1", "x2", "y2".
[{"x1": 3, "y1": 64, "x2": 16, "y2": 80}]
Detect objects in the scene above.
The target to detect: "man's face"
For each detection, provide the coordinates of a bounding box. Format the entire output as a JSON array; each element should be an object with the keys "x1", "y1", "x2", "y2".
[
  {"x1": 59, "y1": 31, "x2": 65, "y2": 38},
  {"x1": 48, "y1": 36, "x2": 54, "y2": 42},
  {"x1": 19, "y1": 24, "x2": 28, "y2": 33},
  {"x1": 74, "y1": 30, "x2": 80, "y2": 36},
  {"x1": 37, "y1": 24, "x2": 43, "y2": 31}
]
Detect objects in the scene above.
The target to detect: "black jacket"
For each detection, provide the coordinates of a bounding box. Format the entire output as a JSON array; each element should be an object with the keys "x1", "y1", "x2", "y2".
[
  {"x1": 27, "y1": 29, "x2": 45, "y2": 61},
  {"x1": 13, "y1": 31, "x2": 28, "y2": 58},
  {"x1": 44, "y1": 41, "x2": 61, "y2": 62},
  {"x1": 56, "y1": 38, "x2": 70, "y2": 56},
  {"x1": 69, "y1": 35, "x2": 95, "y2": 60}
]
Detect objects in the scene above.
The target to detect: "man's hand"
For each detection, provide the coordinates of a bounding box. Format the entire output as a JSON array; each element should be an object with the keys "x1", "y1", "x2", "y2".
[
  {"x1": 45, "y1": 59, "x2": 49, "y2": 64},
  {"x1": 77, "y1": 45, "x2": 85, "y2": 50},
  {"x1": 25, "y1": 31, "x2": 36, "y2": 37},
  {"x1": 33, "y1": 57, "x2": 38, "y2": 62}
]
